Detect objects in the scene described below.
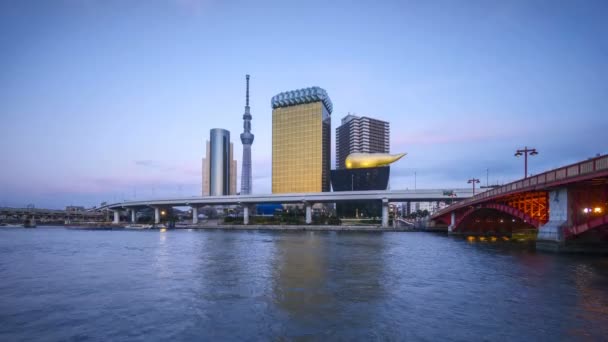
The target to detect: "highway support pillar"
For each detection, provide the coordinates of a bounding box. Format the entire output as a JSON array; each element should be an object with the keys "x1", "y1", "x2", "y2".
[
  {"x1": 243, "y1": 206, "x2": 249, "y2": 225},
  {"x1": 192, "y1": 207, "x2": 198, "y2": 224},
  {"x1": 131, "y1": 209, "x2": 136, "y2": 223},
  {"x1": 305, "y1": 203, "x2": 312, "y2": 225},
  {"x1": 448, "y1": 212, "x2": 456, "y2": 233},
  {"x1": 154, "y1": 207, "x2": 160, "y2": 224},
  {"x1": 382, "y1": 199, "x2": 389, "y2": 228},
  {"x1": 113, "y1": 210, "x2": 120, "y2": 224}
]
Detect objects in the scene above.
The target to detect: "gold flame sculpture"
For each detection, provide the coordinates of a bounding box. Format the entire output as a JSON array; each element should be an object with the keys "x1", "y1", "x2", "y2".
[{"x1": 345, "y1": 153, "x2": 406, "y2": 169}]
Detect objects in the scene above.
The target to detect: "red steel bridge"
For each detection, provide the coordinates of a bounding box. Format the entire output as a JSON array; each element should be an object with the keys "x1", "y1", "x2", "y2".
[{"x1": 430, "y1": 154, "x2": 608, "y2": 251}]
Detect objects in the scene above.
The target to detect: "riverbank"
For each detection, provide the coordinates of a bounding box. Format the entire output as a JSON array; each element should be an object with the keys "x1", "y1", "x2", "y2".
[
  {"x1": 67, "y1": 223, "x2": 423, "y2": 232},
  {"x1": 188, "y1": 224, "x2": 418, "y2": 232}
]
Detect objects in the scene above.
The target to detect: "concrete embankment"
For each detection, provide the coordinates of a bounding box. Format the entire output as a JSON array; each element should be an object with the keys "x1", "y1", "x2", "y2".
[
  {"x1": 181, "y1": 224, "x2": 418, "y2": 232},
  {"x1": 65, "y1": 223, "x2": 436, "y2": 232}
]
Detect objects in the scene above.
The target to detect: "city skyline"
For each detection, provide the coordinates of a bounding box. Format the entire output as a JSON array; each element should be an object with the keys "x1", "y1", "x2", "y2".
[{"x1": 1, "y1": 0, "x2": 607, "y2": 208}]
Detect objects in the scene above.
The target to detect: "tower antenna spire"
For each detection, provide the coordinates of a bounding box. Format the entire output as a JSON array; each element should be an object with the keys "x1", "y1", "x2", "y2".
[{"x1": 246, "y1": 74, "x2": 250, "y2": 107}]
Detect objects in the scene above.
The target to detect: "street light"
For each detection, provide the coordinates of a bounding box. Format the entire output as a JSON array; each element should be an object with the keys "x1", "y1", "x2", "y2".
[
  {"x1": 514, "y1": 146, "x2": 538, "y2": 178},
  {"x1": 467, "y1": 178, "x2": 480, "y2": 195}
]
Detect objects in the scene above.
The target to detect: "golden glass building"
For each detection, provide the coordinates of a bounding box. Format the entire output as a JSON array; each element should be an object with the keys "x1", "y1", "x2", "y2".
[{"x1": 271, "y1": 87, "x2": 333, "y2": 193}]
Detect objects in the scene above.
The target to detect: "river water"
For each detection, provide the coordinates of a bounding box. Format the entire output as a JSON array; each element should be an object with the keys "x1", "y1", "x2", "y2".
[{"x1": 1, "y1": 227, "x2": 607, "y2": 341}]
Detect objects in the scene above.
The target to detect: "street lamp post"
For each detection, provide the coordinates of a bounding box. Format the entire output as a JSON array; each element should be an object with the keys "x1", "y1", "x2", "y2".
[
  {"x1": 468, "y1": 178, "x2": 480, "y2": 195},
  {"x1": 514, "y1": 146, "x2": 538, "y2": 178}
]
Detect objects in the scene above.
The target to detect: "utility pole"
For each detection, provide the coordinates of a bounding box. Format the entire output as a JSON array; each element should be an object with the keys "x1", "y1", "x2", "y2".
[{"x1": 486, "y1": 168, "x2": 489, "y2": 187}]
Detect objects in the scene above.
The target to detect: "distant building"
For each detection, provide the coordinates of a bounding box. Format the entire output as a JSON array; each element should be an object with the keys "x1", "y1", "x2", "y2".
[
  {"x1": 202, "y1": 128, "x2": 237, "y2": 196},
  {"x1": 65, "y1": 206, "x2": 85, "y2": 213},
  {"x1": 330, "y1": 153, "x2": 405, "y2": 218},
  {"x1": 330, "y1": 167, "x2": 390, "y2": 218},
  {"x1": 271, "y1": 87, "x2": 332, "y2": 193},
  {"x1": 336, "y1": 114, "x2": 389, "y2": 169}
]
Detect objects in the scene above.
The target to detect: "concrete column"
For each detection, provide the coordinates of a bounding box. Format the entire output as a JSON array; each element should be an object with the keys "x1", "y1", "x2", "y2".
[
  {"x1": 243, "y1": 206, "x2": 249, "y2": 225},
  {"x1": 448, "y1": 211, "x2": 456, "y2": 233},
  {"x1": 113, "y1": 210, "x2": 120, "y2": 224},
  {"x1": 382, "y1": 199, "x2": 389, "y2": 228},
  {"x1": 192, "y1": 207, "x2": 198, "y2": 224},
  {"x1": 305, "y1": 203, "x2": 312, "y2": 225},
  {"x1": 537, "y1": 187, "x2": 568, "y2": 251},
  {"x1": 131, "y1": 209, "x2": 136, "y2": 223},
  {"x1": 154, "y1": 207, "x2": 160, "y2": 224}
]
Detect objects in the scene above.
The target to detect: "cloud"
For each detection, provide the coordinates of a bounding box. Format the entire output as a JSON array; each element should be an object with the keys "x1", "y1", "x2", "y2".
[
  {"x1": 134, "y1": 159, "x2": 200, "y2": 176},
  {"x1": 135, "y1": 160, "x2": 162, "y2": 168}
]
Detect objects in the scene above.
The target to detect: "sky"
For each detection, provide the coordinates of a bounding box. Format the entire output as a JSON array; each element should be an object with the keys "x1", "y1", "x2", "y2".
[{"x1": 1, "y1": 0, "x2": 607, "y2": 209}]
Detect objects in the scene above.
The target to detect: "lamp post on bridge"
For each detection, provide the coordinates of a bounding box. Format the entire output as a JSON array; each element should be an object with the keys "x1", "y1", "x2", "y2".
[
  {"x1": 467, "y1": 178, "x2": 480, "y2": 195},
  {"x1": 514, "y1": 146, "x2": 538, "y2": 178}
]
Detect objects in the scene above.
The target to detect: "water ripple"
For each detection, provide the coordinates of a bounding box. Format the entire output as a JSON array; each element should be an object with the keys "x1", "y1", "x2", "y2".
[{"x1": 0, "y1": 228, "x2": 607, "y2": 340}]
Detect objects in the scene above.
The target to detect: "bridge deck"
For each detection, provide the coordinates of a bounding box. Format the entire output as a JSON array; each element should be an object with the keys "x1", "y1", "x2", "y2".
[{"x1": 103, "y1": 189, "x2": 478, "y2": 210}]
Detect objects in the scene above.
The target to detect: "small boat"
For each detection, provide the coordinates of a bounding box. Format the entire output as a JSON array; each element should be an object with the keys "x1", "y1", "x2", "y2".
[{"x1": 124, "y1": 224, "x2": 153, "y2": 229}]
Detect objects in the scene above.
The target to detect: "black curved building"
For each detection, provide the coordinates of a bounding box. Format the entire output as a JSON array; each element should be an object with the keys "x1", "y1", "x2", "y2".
[{"x1": 330, "y1": 166, "x2": 390, "y2": 218}]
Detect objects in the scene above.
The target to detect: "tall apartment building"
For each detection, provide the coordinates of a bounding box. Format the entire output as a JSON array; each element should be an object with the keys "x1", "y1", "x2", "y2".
[
  {"x1": 202, "y1": 128, "x2": 237, "y2": 196},
  {"x1": 271, "y1": 87, "x2": 333, "y2": 193},
  {"x1": 335, "y1": 114, "x2": 390, "y2": 169}
]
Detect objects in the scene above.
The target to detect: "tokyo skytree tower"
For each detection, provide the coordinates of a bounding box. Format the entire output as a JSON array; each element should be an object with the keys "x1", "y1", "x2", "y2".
[{"x1": 240, "y1": 75, "x2": 254, "y2": 195}]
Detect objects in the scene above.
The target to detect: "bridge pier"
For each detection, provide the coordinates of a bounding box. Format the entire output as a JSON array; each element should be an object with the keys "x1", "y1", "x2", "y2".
[
  {"x1": 536, "y1": 188, "x2": 568, "y2": 251},
  {"x1": 113, "y1": 210, "x2": 120, "y2": 224},
  {"x1": 154, "y1": 207, "x2": 160, "y2": 224},
  {"x1": 448, "y1": 212, "x2": 456, "y2": 233},
  {"x1": 536, "y1": 186, "x2": 608, "y2": 253},
  {"x1": 243, "y1": 206, "x2": 250, "y2": 225},
  {"x1": 130, "y1": 209, "x2": 136, "y2": 223},
  {"x1": 305, "y1": 202, "x2": 312, "y2": 225},
  {"x1": 382, "y1": 199, "x2": 389, "y2": 228},
  {"x1": 192, "y1": 207, "x2": 198, "y2": 224}
]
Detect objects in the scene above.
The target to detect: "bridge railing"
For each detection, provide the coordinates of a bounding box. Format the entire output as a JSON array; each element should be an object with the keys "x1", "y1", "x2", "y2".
[{"x1": 433, "y1": 154, "x2": 608, "y2": 218}]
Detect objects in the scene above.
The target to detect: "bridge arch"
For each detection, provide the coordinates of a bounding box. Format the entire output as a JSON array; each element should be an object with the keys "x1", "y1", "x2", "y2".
[
  {"x1": 453, "y1": 204, "x2": 541, "y2": 232},
  {"x1": 566, "y1": 214, "x2": 608, "y2": 238}
]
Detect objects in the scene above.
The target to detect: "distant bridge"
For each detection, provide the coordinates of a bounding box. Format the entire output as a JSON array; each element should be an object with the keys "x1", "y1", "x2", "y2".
[{"x1": 102, "y1": 188, "x2": 478, "y2": 227}]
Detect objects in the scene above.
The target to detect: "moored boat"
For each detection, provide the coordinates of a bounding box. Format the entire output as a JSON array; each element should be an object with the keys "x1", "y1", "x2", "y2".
[{"x1": 124, "y1": 224, "x2": 153, "y2": 229}]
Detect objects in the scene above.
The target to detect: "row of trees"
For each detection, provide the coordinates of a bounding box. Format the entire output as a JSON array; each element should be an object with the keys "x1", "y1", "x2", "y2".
[{"x1": 403, "y1": 209, "x2": 430, "y2": 219}]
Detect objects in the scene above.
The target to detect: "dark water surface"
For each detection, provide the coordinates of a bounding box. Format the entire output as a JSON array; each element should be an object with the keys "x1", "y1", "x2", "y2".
[{"x1": 1, "y1": 227, "x2": 608, "y2": 341}]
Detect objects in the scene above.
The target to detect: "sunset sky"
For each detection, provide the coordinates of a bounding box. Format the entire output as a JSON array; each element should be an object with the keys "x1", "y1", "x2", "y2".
[{"x1": 1, "y1": 0, "x2": 607, "y2": 208}]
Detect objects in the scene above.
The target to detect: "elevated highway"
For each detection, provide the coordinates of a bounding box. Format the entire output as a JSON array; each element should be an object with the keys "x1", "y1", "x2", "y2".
[{"x1": 102, "y1": 188, "x2": 479, "y2": 227}]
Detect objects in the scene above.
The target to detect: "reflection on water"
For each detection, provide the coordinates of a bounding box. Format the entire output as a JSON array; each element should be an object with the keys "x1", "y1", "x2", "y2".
[
  {"x1": 272, "y1": 232, "x2": 329, "y2": 315},
  {"x1": 0, "y1": 228, "x2": 607, "y2": 340}
]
